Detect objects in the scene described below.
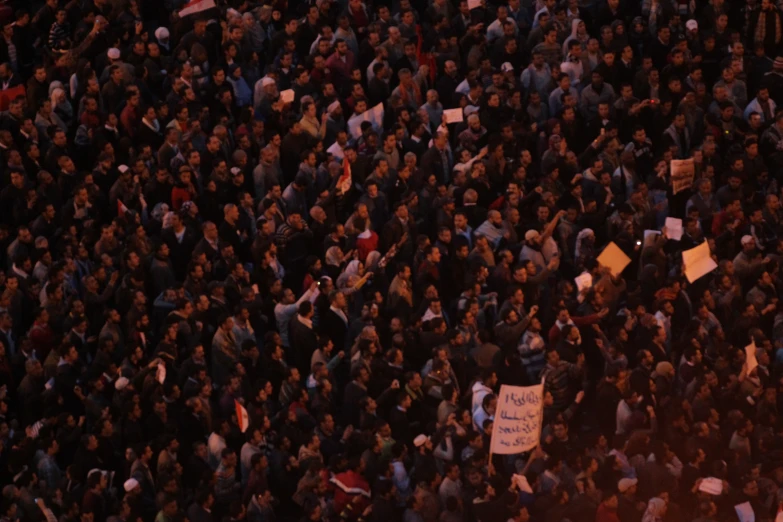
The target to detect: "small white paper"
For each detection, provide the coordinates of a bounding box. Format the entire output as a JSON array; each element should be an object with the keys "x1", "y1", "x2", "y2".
[
  {"x1": 745, "y1": 339, "x2": 758, "y2": 374},
  {"x1": 156, "y1": 362, "x2": 166, "y2": 385},
  {"x1": 443, "y1": 108, "x2": 464, "y2": 123},
  {"x1": 665, "y1": 217, "x2": 683, "y2": 241},
  {"x1": 574, "y1": 272, "x2": 592, "y2": 292},
  {"x1": 698, "y1": 477, "x2": 723, "y2": 495},
  {"x1": 735, "y1": 502, "x2": 755, "y2": 522},
  {"x1": 280, "y1": 89, "x2": 295, "y2": 104},
  {"x1": 468, "y1": 0, "x2": 482, "y2": 8}
]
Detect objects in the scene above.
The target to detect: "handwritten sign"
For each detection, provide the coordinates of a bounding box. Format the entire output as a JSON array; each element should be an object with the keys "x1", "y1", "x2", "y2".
[
  {"x1": 443, "y1": 108, "x2": 463, "y2": 123},
  {"x1": 489, "y1": 382, "x2": 544, "y2": 455},
  {"x1": 596, "y1": 241, "x2": 631, "y2": 277},
  {"x1": 348, "y1": 103, "x2": 385, "y2": 139},
  {"x1": 671, "y1": 158, "x2": 695, "y2": 194},
  {"x1": 682, "y1": 241, "x2": 717, "y2": 283},
  {"x1": 279, "y1": 89, "x2": 295, "y2": 104}
]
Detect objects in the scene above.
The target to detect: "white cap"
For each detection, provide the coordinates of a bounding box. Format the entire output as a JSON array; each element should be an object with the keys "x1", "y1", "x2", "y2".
[
  {"x1": 107, "y1": 48, "x2": 121, "y2": 60},
  {"x1": 413, "y1": 434, "x2": 430, "y2": 447},
  {"x1": 685, "y1": 19, "x2": 698, "y2": 30},
  {"x1": 501, "y1": 62, "x2": 514, "y2": 72},
  {"x1": 261, "y1": 77, "x2": 275, "y2": 88},
  {"x1": 524, "y1": 229, "x2": 540, "y2": 241},
  {"x1": 327, "y1": 100, "x2": 341, "y2": 113},
  {"x1": 463, "y1": 105, "x2": 479, "y2": 116},
  {"x1": 155, "y1": 27, "x2": 170, "y2": 40},
  {"x1": 118, "y1": 164, "x2": 129, "y2": 174},
  {"x1": 123, "y1": 478, "x2": 140, "y2": 492},
  {"x1": 115, "y1": 376, "x2": 129, "y2": 391}
]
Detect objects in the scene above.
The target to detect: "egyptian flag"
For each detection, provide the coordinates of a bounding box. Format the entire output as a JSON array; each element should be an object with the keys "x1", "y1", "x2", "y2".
[
  {"x1": 179, "y1": 0, "x2": 216, "y2": 17},
  {"x1": 415, "y1": 25, "x2": 437, "y2": 83},
  {"x1": 117, "y1": 199, "x2": 129, "y2": 217},
  {"x1": 337, "y1": 158, "x2": 352, "y2": 194},
  {"x1": 235, "y1": 399, "x2": 249, "y2": 433}
]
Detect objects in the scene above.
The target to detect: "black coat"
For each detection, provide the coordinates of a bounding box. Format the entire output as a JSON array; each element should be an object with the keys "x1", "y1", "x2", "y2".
[
  {"x1": 289, "y1": 315, "x2": 318, "y2": 374},
  {"x1": 320, "y1": 308, "x2": 348, "y2": 351}
]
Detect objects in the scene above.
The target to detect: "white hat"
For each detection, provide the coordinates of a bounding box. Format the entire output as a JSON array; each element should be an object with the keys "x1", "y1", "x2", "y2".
[
  {"x1": 741, "y1": 235, "x2": 755, "y2": 245},
  {"x1": 123, "y1": 478, "x2": 140, "y2": 492},
  {"x1": 261, "y1": 77, "x2": 275, "y2": 88},
  {"x1": 463, "y1": 105, "x2": 479, "y2": 116},
  {"x1": 617, "y1": 478, "x2": 638, "y2": 493},
  {"x1": 413, "y1": 434, "x2": 430, "y2": 447},
  {"x1": 524, "y1": 229, "x2": 540, "y2": 242},
  {"x1": 685, "y1": 19, "x2": 698, "y2": 31},
  {"x1": 118, "y1": 164, "x2": 129, "y2": 174},
  {"x1": 115, "y1": 376, "x2": 130, "y2": 391},
  {"x1": 698, "y1": 477, "x2": 723, "y2": 495},
  {"x1": 501, "y1": 62, "x2": 514, "y2": 72},
  {"x1": 107, "y1": 48, "x2": 121, "y2": 60},
  {"x1": 155, "y1": 27, "x2": 170, "y2": 41},
  {"x1": 327, "y1": 100, "x2": 341, "y2": 113}
]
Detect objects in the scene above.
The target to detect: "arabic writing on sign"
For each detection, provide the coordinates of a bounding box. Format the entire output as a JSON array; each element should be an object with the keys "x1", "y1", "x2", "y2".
[{"x1": 490, "y1": 383, "x2": 544, "y2": 455}]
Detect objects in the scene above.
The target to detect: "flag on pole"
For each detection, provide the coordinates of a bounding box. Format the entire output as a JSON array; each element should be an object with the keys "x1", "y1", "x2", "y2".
[
  {"x1": 337, "y1": 159, "x2": 352, "y2": 194},
  {"x1": 235, "y1": 400, "x2": 249, "y2": 433},
  {"x1": 179, "y1": 0, "x2": 216, "y2": 17}
]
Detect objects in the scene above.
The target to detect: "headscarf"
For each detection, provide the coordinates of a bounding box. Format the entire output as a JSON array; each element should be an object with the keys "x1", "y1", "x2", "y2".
[
  {"x1": 365, "y1": 251, "x2": 382, "y2": 270},
  {"x1": 325, "y1": 246, "x2": 344, "y2": 267},
  {"x1": 641, "y1": 498, "x2": 666, "y2": 522},
  {"x1": 574, "y1": 228, "x2": 595, "y2": 262},
  {"x1": 562, "y1": 19, "x2": 588, "y2": 55}
]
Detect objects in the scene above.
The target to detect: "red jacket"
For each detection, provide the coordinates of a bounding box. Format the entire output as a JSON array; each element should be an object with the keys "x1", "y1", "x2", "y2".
[
  {"x1": 596, "y1": 503, "x2": 621, "y2": 522},
  {"x1": 330, "y1": 470, "x2": 370, "y2": 519},
  {"x1": 547, "y1": 313, "x2": 601, "y2": 346}
]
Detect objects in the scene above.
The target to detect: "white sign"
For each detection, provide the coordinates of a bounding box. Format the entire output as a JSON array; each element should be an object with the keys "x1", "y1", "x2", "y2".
[
  {"x1": 596, "y1": 241, "x2": 631, "y2": 277},
  {"x1": 671, "y1": 158, "x2": 695, "y2": 194},
  {"x1": 735, "y1": 502, "x2": 755, "y2": 522},
  {"x1": 745, "y1": 339, "x2": 758, "y2": 374},
  {"x1": 682, "y1": 241, "x2": 717, "y2": 283},
  {"x1": 489, "y1": 382, "x2": 544, "y2": 455},
  {"x1": 279, "y1": 89, "x2": 295, "y2": 104},
  {"x1": 347, "y1": 103, "x2": 385, "y2": 139},
  {"x1": 665, "y1": 217, "x2": 683, "y2": 241},
  {"x1": 156, "y1": 362, "x2": 166, "y2": 385},
  {"x1": 443, "y1": 108, "x2": 464, "y2": 123},
  {"x1": 574, "y1": 272, "x2": 592, "y2": 292}
]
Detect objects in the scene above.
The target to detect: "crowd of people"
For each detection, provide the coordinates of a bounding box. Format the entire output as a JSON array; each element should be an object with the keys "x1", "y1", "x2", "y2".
[{"x1": 1, "y1": 0, "x2": 783, "y2": 520}]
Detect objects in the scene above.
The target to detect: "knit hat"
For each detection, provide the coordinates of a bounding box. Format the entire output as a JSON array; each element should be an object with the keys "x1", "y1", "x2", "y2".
[{"x1": 154, "y1": 27, "x2": 169, "y2": 41}]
